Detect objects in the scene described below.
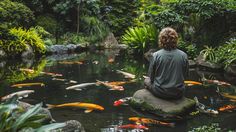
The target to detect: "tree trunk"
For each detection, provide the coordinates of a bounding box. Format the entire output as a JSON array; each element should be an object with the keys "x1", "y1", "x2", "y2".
[{"x1": 76, "y1": 3, "x2": 81, "y2": 34}]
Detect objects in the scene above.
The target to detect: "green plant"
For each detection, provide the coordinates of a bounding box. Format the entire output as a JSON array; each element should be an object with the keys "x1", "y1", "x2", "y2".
[
  {"x1": 188, "y1": 123, "x2": 221, "y2": 132},
  {"x1": 35, "y1": 15, "x2": 58, "y2": 37},
  {"x1": 178, "y1": 41, "x2": 198, "y2": 59},
  {"x1": 9, "y1": 27, "x2": 46, "y2": 54},
  {"x1": 122, "y1": 25, "x2": 158, "y2": 53},
  {"x1": 200, "y1": 46, "x2": 216, "y2": 62},
  {"x1": 0, "y1": 0, "x2": 34, "y2": 27},
  {"x1": 0, "y1": 97, "x2": 65, "y2": 132}
]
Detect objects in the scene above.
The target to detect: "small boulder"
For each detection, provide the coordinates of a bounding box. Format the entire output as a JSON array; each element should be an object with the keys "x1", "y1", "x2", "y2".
[
  {"x1": 53, "y1": 120, "x2": 85, "y2": 132},
  {"x1": 131, "y1": 89, "x2": 195, "y2": 117},
  {"x1": 196, "y1": 54, "x2": 223, "y2": 71},
  {"x1": 21, "y1": 45, "x2": 35, "y2": 59},
  {"x1": 225, "y1": 63, "x2": 236, "y2": 76},
  {"x1": 101, "y1": 33, "x2": 126, "y2": 49}
]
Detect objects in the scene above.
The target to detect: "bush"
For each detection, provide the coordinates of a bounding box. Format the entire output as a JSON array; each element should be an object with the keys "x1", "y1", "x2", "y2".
[
  {"x1": 122, "y1": 25, "x2": 159, "y2": 53},
  {"x1": 178, "y1": 41, "x2": 198, "y2": 59},
  {"x1": 0, "y1": 97, "x2": 65, "y2": 132},
  {"x1": 0, "y1": 27, "x2": 46, "y2": 56},
  {"x1": 0, "y1": 0, "x2": 34, "y2": 27},
  {"x1": 35, "y1": 15, "x2": 58, "y2": 36}
]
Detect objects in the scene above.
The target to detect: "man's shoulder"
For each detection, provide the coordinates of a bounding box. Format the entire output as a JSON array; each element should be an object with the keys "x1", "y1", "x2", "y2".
[{"x1": 176, "y1": 49, "x2": 187, "y2": 56}]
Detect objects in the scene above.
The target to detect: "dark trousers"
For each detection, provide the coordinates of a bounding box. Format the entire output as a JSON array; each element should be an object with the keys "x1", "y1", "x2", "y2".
[{"x1": 144, "y1": 78, "x2": 183, "y2": 100}]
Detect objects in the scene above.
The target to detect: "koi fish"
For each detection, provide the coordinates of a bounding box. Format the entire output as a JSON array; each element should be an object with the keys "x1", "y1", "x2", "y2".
[
  {"x1": 1, "y1": 90, "x2": 35, "y2": 101},
  {"x1": 194, "y1": 97, "x2": 219, "y2": 115},
  {"x1": 116, "y1": 70, "x2": 136, "y2": 79},
  {"x1": 107, "y1": 80, "x2": 135, "y2": 86},
  {"x1": 69, "y1": 80, "x2": 78, "y2": 84},
  {"x1": 52, "y1": 78, "x2": 67, "y2": 82},
  {"x1": 19, "y1": 68, "x2": 35, "y2": 73},
  {"x1": 46, "y1": 102, "x2": 104, "y2": 113},
  {"x1": 96, "y1": 80, "x2": 124, "y2": 91},
  {"x1": 41, "y1": 72, "x2": 63, "y2": 77},
  {"x1": 108, "y1": 58, "x2": 114, "y2": 63},
  {"x1": 202, "y1": 78, "x2": 231, "y2": 86},
  {"x1": 184, "y1": 81, "x2": 202, "y2": 86},
  {"x1": 220, "y1": 93, "x2": 236, "y2": 100},
  {"x1": 118, "y1": 124, "x2": 148, "y2": 130},
  {"x1": 59, "y1": 61, "x2": 83, "y2": 65},
  {"x1": 219, "y1": 105, "x2": 236, "y2": 112},
  {"x1": 113, "y1": 97, "x2": 132, "y2": 106},
  {"x1": 93, "y1": 61, "x2": 99, "y2": 64},
  {"x1": 11, "y1": 83, "x2": 45, "y2": 88},
  {"x1": 66, "y1": 83, "x2": 96, "y2": 90},
  {"x1": 129, "y1": 117, "x2": 175, "y2": 127}
]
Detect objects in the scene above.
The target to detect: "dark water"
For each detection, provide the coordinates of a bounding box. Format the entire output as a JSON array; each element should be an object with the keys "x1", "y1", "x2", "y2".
[{"x1": 0, "y1": 50, "x2": 236, "y2": 132}]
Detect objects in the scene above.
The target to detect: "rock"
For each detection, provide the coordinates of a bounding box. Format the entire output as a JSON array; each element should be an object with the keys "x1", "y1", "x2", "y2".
[
  {"x1": 46, "y1": 44, "x2": 86, "y2": 54},
  {"x1": 189, "y1": 60, "x2": 197, "y2": 68},
  {"x1": 225, "y1": 63, "x2": 236, "y2": 76},
  {"x1": 144, "y1": 49, "x2": 157, "y2": 61},
  {"x1": 101, "y1": 33, "x2": 125, "y2": 49},
  {"x1": 0, "y1": 61, "x2": 6, "y2": 68},
  {"x1": 53, "y1": 120, "x2": 85, "y2": 132},
  {"x1": 21, "y1": 45, "x2": 35, "y2": 59},
  {"x1": 18, "y1": 101, "x2": 54, "y2": 124},
  {"x1": 131, "y1": 89, "x2": 196, "y2": 117},
  {"x1": 196, "y1": 54, "x2": 223, "y2": 71},
  {"x1": 0, "y1": 50, "x2": 6, "y2": 59}
]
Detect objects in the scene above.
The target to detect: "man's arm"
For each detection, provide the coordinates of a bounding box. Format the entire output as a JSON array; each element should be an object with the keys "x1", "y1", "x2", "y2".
[{"x1": 148, "y1": 54, "x2": 156, "y2": 84}]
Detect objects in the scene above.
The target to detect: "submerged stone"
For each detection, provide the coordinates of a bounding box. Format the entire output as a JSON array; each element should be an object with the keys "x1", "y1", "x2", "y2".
[
  {"x1": 131, "y1": 89, "x2": 196, "y2": 117},
  {"x1": 225, "y1": 64, "x2": 236, "y2": 76}
]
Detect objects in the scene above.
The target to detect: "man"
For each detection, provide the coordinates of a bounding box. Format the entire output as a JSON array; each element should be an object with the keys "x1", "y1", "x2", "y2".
[{"x1": 145, "y1": 27, "x2": 189, "y2": 100}]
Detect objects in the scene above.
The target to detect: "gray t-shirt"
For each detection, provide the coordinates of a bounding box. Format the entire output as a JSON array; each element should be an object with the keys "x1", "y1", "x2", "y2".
[{"x1": 148, "y1": 49, "x2": 189, "y2": 98}]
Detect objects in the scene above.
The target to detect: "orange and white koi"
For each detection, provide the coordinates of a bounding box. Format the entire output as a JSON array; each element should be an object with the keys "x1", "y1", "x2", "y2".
[
  {"x1": 96, "y1": 80, "x2": 124, "y2": 91},
  {"x1": 129, "y1": 117, "x2": 175, "y2": 127},
  {"x1": 203, "y1": 78, "x2": 231, "y2": 86},
  {"x1": 46, "y1": 102, "x2": 104, "y2": 113},
  {"x1": 116, "y1": 70, "x2": 136, "y2": 79},
  {"x1": 107, "y1": 80, "x2": 135, "y2": 86},
  {"x1": 219, "y1": 105, "x2": 236, "y2": 112},
  {"x1": 118, "y1": 124, "x2": 148, "y2": 130},
  {"x1": 66, "y1": 83, "x2": 96, "y2": 90},
  {"x1": 108, "y1": 58, "x2": 114, "y2": 63},
  {"x1": 11, "y1": 83, "x2": 45, "y2": 88},
  {"x1": 184, "y1": 81, "x2": 202, "y2": 86},
  {"x1": 1, "y1": 90, "x2": 35, "y2": 101},
  {"x1": 41, "y1": 72, "x2": 63, "y2": 77}
]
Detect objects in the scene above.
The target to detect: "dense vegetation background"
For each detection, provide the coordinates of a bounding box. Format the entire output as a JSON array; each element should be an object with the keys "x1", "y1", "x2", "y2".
[{"x1": 0, "y1": 0, "x2": 236, "y2": 68}]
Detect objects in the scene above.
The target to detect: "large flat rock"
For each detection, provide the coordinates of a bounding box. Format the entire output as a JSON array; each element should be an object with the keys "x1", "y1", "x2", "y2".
[{"x1": 132, "y1": 89, "x2": 195, "y2": 115}]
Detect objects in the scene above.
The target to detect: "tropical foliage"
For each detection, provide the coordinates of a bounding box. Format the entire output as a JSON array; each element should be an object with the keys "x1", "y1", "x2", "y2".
[
  {"x1": 122, "y1": 25, "x2": 159, "y2": 53},
  {"x1": 0, "y1": 97, "x2": 65, "y2": 132}
]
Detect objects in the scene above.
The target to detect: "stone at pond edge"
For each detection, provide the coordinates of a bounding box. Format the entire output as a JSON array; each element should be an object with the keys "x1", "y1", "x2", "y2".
[
  {"x1": 21, "y1": 44, "x2": 35, "y2": 59},
  {"x1": 46, "y1": 44, "x2": 85, "y2": 54},
  {"x1": 225, "y1": 63, "x2": 236, "y2": 76},
  {"x1": 196, "y1": 54, "x2": 223, "y2": 71},
  {"x1": 131, "y1": 89, "x2": 196, "y2": 116},
  {"x1": 18, "y1": 101, "x2": 54, "y2": 124},
  {"x1": 100, "y1": 33, "x2": 128, "y2": 49},
  {"x1": 52, "y1": 120, "x2": 85, "y2": 132}
]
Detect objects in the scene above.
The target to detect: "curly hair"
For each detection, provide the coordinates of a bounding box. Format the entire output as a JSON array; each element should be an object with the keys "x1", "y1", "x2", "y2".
[{"x1": 158, "y1": 27, "x2": 178, "y2": 50}]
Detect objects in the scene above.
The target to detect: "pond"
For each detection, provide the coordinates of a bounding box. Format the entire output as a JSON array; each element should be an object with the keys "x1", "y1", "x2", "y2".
[{"x1": 0, "y1": 50, "x2": 236, "y2": 132}]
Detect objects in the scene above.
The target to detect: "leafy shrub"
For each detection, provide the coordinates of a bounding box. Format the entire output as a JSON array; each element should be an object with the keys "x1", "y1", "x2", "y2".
[
  {"x1": 35, "y1": 15, "x2": 58, "y2": 37},
  {"x1": 0, "y1": 0, "x2": 34, "y2": 27},
  {"x1": 122, "y1": 25, "x2": 158, "y2": 53},
  {"x1": 9, "y1": 27, "x2": 46, "y2": 54},
  {"x1": 200, "y1": 38, "x2": 236, "y2": 68},
  {"x1": 178, "y1": 41, "x2": 198, "y2": 59},
  {"x1": 0, "y1": 97, "x2": 65, "y2": 132},
  {"x1": 188, "y1": 123, "x2": 221, "y2": 132},
  {"x1": 0, "y1": 27, "x2": 46, "y2": 56}
]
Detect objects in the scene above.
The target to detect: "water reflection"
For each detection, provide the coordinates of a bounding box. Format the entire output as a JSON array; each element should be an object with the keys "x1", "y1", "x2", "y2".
[{"x1": 0, "y1": 50, "x2": 236, "y2": 131}]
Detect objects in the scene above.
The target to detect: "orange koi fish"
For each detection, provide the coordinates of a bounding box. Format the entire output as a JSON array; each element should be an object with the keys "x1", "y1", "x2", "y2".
[
  {"x1": 1, "y1": 90, "x2": 34, "y2": 101},
  {"x1": 46, "y1": 102, "x2": 104, "y2": 113},
  {"x1": 129, "y1": 117, "x2": 175, "y2": 127},
  {"x1": 107, "y1": 80, "x2": 135, "y2": 86},
  {"x1": 41, "y1": 72, "x2": 63, "y2": 77},
  {"x1": 221, "y1": 93, "x2": 236, "y2": 100},
  {"x1": 184, "y1": 81, "x2": 202, "y2": 86},
  {"x1": 108, "y1": 58, "x2": 114, "y2": 63},
  {"x1": 118, "y1": 124, "x2": 148, "y2": 130},
  {"x1": 219, "y1": 105, "x2": 236, "y2": 112},
  {"x1": 96, "y1": 80, "x2": 124, "y2": 91},
  {"x1": 11, "y1": 83, "x2": 45, "y2": 88}
]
